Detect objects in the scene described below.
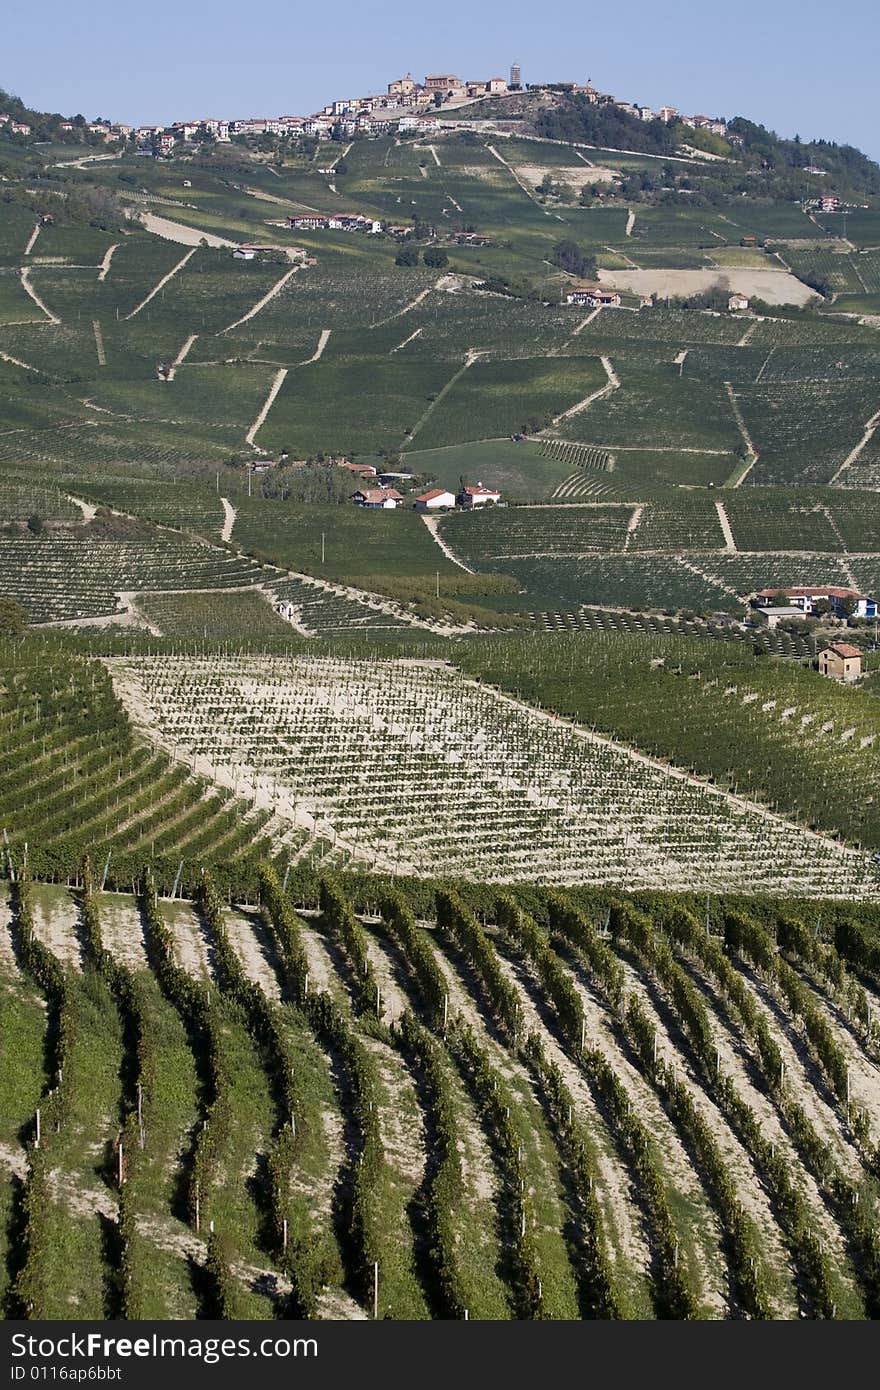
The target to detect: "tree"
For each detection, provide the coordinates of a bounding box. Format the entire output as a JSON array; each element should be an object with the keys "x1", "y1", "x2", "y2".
[
  {"x1": 0, "y1": 598, "x2": 27, "y2": 636},
  {"x1": 423, "y1": 247, "x2": 448, "y2": 268},
  {"x1": 550, "y1": 239, "x2": 597, "y2": 279},
  {"x1": 26, "y1": 514, "x2": 44, "y2": 535},
  {"x1": 395, "y1": 247, "x2": 419, "y2": 267}
]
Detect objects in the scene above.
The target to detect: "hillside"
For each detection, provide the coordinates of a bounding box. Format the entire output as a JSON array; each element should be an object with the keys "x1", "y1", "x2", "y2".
[{"x1": 1, "y1": 74, "x2": 880, "y2": 1321}]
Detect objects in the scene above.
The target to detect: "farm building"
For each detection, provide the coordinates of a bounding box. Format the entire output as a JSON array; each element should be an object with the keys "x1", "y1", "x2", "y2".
[
  {"x1": 819, "y1": 643, "x2": 863, "y2": 682},
  {"x1": 457, "y1": 484, "x2": 502, "y2": 508},
  {"x1": 564, "y1": 285, "x2": 622, "y2": 308},
  {"x1": 755, "y1": 587, "x2": 878, "y2": 619},
  {"x1": 414, "y1": 489, "x2": 456, "y2": 510},
  {"x1": 337, "y1": 460, "x2": 378, "y2": 479},
  {"x1": 728, "y1": 293, "x2": 750, "y2": 313},
  {"x1": 757, "y1": 606, "x2": 807, "y2": 630},
  {"x1": 233, "y1": 244, "x2": 307, "y2": 261},
  {"x1": 352, "y1": 488, "x2": 404, "y2": 510}
]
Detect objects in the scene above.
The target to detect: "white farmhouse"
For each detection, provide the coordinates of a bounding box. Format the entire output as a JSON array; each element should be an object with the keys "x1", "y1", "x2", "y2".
[
  {"x1": 414, "y1": 489, "x2": 456, "y2": 510},
  {"x1": 457, "y1": 484, "x2": 502, "y2": 508}
]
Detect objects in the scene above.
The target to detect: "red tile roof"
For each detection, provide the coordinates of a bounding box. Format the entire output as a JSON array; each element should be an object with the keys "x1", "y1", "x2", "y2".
[{"x1": 824, "y1": 643, "x2": 862, "y2": 659}]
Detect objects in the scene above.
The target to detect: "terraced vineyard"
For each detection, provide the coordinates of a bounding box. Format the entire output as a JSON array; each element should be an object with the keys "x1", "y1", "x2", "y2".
[{"x1": 2, "y1": 868, "x2": 879, "y2": 1320}]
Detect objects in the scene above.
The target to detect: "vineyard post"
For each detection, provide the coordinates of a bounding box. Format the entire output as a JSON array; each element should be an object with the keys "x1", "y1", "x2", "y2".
[
  {"x1": 34, "y1": 1108, "x2": 40, "y2": 1148},
  {"x1": 195, "y1": 1195, "x2": 200, "y2": 1232},
  {"x1": 170, "y1": 861, "x2": 184, "y2": 901},
  {"x1": 443, "y1": 993, "x2": 448, "y2": 1033},
  {"x1": 373, "y1": 1262, "x2": 379, "y2": 1320},
  {"x1": 100, "y1": 851, "x2": 112, "y2": 892},
  {"x1": 282, "y1": 864, "x2": 290, "y2": 891},
  {"x1": 282, "y1": 1219, "x2": 288, "y2": 1250},
  {"x1": 137, "y1": 1084, "x2": 144, "y2": 1148},
  {"x1": 118, "y1": 1142, "x2": 124, "y2": 1187}
]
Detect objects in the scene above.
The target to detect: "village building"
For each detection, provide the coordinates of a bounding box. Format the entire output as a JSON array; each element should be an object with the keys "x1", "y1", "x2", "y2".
[
  {"x1": 338, "y1": 460, "x2": 378, "y2": 479},
  {"x1": 457, "y1": 484, "x2": 502, "y2": 508},
  {"x1": 758, "y1": 606, "x2": 808, "y2": 631},
  {"x1": 819, "y1": 643, "x2": 863, "y2": 682},
  {"x1": 352, "y1": 487, "x2": 404, "y2": 509},
  {"x1": 424, "y1": 75, "x2": 464, "y2": 93},
  {"x1": 414, "y1": 489, "x2": 456, "y2": 510},
  {"x1": 728, "y1": 293, "x2": 750, "y2": 313},
  {"x1": 754, "y1": 587, "x2": 879, "y2": 619},
  {"x1": 564, "y1": 284, "x2": 621, "y2": 308}
]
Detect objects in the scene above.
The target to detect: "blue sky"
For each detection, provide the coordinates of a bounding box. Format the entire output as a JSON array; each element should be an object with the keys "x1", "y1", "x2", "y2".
[{"x1": 4, "y1": 0, "x2": 879, "y2": 160}]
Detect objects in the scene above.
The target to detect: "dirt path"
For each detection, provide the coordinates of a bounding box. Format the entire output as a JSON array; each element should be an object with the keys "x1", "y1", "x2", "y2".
[
  {"x1": 23, "y1": 222, "x2": 41, "y2": 256},
  {"x1": 138, "y1": 211, "x2": 236, "y2": 249},
  {"x1": 829, "y1": 407, "x2": 880, "y2": 485},
  {"x1": 737, "y1": 318, "x2": 759, "y2": 347},
  {"x1": 0, "y1": 348, "x2": 40, "y2": 372},
  {"x1": 625, "y1": 209, "x2": 635, "y2": 237},
  {"x1": 550, "y1": 355, "x2": 619, "y2": 426},
  {"x1": 218, "y1": 267, "x2": 299, "y2": 335},
  {"x1": 126, "y1": 247, "x2": 196, "y2": 320},
  {"x1": 19, "y1": 268, "x2": 60, "y2": 324},
  {"x1": 302, "y1": 327, "x2": 331, "y2": 363},
  {"x1": 92, "y1": 320, "x2": 106, "y2": 367},
  {"x1": 164, "y1": 333, "x2": 198, "y2": 382},
  {"x1": 390, "y1": 326, "x2": 423, "y2": 354},
  {"x1": 97, "y1": 244, "x2": 118, "y2": 282},
  {"x1": 220, "y1": 497, "x2": 236, "y2": 543},
  {"x1": 403, "y1": 350, "x2": 481, "y2": 447},
  {"x1": 419, "y1": 513, "x2": 475, "y2": 573},
  {"x1": 724, "y1": 383, "x2": 758, "y2": 482},
  {"x1": 621, "y1": 504, "x2": 643, "y2": 553},
  {"x1": 372, "y1": 284, "x2": 434, "y2": 328},
  {"x1": 427, "y1": 145, "x2": 442, "y2": 167},
  {"x1": 246, "y1": 367, "x2": 288, "y2": 449},
  {"x1": 487, "y1": 145, "x2": 561, "y2": 220},
  {"x1": 714, "y1": 498, "x2": 736, "y2": 552}
]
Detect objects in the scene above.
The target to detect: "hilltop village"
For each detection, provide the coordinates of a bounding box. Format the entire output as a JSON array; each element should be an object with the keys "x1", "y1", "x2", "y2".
[{"x1": 2, "y1": 65, "x2": 731, "y2": 151}]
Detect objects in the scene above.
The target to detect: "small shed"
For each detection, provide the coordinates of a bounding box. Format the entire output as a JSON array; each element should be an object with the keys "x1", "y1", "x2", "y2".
[{"x1": 819, "y1": 642, "x2": 863, "y2": 682}]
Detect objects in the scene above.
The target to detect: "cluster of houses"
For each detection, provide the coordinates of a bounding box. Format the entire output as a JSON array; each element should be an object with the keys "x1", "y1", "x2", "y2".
[
  {"x1": 753, "y1": 586, "x2": 878, "y2": 681},
  {"x1": 754, "y1": 586, "x2": 879, "y2": 622},
  {"x1": 0, "y1": 113, "x2": 34, "y2": 135},
  {"x1": 352, "y1": 481, "x2": 502, "y2": 510},
  {"x1": 286, "y1": 213, "x2": 384, "y2": 234},
  {"x1": 9, "y1": 61, "x2": 737, "y2": 159},
  {"x1": 564, "y1": 285, "x2": 622, "y2": 308}
]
